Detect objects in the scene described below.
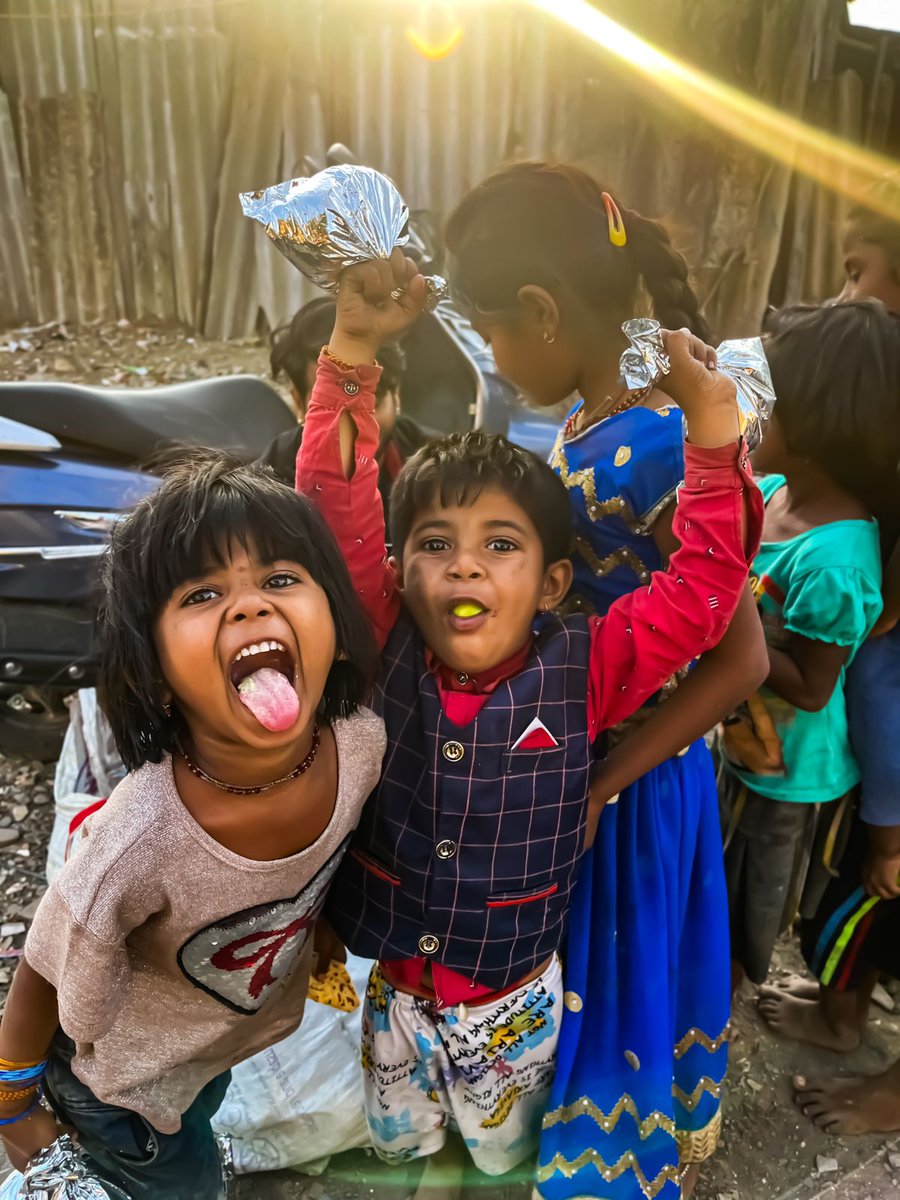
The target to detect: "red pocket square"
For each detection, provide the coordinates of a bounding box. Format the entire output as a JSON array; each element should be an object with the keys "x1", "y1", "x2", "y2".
[{"x1": 511, "y1": 719, "x2": 559, "y2": 751}]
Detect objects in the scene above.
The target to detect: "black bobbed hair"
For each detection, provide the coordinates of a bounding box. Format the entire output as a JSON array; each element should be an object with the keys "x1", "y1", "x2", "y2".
[{"x1": 98, "y1": 449, "x2": 377, "y2": 772}]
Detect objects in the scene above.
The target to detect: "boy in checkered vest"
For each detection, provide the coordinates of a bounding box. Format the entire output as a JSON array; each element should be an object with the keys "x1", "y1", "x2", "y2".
[{"x1": 297, "y1": 250, "x2": 761, "y2": 1185}]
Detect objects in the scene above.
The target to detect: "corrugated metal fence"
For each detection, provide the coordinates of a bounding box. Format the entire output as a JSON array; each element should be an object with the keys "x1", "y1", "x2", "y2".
[{"x1": 0, "y1": 0, "x2": 895, "y2": 338}]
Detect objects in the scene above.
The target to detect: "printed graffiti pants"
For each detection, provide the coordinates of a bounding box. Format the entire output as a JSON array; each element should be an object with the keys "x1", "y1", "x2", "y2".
[{"x1": 361, "y1": 956, "x2": 562, "y2": 1176}]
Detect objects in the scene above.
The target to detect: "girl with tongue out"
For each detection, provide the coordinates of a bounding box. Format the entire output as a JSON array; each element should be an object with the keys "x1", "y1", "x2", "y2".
[{"x1": 0, "y1": 452, "x2": 384, "y2": 1200}]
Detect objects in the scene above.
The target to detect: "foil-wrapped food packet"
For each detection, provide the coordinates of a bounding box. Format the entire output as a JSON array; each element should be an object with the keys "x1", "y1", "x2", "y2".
[
  {"x1": 240, "y1": 165, "x2": 447, "y2": 311},
  {"x1": 714, "y1": 335, "x2": 776, "y2": 451},
  {"x1": 618, "y1": 318, "x2": 774, "y2": 451},
  {"x1": 0, "y1": 1135, "x2": 128, "y2": 1199}
]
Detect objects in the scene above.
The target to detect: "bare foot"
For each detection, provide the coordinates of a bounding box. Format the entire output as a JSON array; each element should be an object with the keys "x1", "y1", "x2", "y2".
[
  {"x1": 757, "y1": 989, "x2": 860, "y2": 1051},
  {"x1": 794, "y1": 1071, "x2": 900, "y2": 1135},
  {"x1": 770, "y1": 973, "x2": 820, "y2": 1000},
  {"x1": 681, "y1": 1163, "x2": 701, "y2": 1199}
]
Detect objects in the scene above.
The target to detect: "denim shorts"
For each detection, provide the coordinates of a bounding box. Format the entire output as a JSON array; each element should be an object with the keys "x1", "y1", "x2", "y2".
[{"x1": 43, "y1": 1032, "x2": 230, "y2": 1200}]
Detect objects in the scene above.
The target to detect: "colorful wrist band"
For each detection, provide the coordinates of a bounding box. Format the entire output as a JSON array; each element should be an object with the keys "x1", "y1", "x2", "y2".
[
  {"x1": 0, "y1": 1057, "x2": 46, "y2": 1071},
  {"x1": 0, "y1": 1085, "x2": 37, "y2": 1103},
  {"x1": 0, "y1": 1060, "x2": 47, "y2": 1085},
  {"x1": 0, "y1": 1093, "x2": 42, "y2": 1126}
]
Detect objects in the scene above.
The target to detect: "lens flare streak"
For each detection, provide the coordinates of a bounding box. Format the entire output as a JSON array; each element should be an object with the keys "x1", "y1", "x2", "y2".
[{"x1": 521, "y1": 0, "x2": 900, "y2": 221}]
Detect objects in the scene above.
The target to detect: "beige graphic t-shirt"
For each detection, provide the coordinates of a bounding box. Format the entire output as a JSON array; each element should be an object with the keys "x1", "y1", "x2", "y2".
[{"x1": 26, "y1": 708, "x2": 385, "y2": 1133}]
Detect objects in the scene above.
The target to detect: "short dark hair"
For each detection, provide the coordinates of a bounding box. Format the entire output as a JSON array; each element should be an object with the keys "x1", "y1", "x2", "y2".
[
  {"x1": 844, "y1": 174, "x2": 900, "y2": 270},
  {"x1": 98, "y1": 451, "x2": 377, "y2": 772},
  {"x1": 389, "y1": 430, "x2": 573, "y2": 565},
  {"x1": 271, "y1": 297, "x2": 406, "y2": 398},
  {"x1": 763, "y1": 300, "x2": 900, "y2": 543}
]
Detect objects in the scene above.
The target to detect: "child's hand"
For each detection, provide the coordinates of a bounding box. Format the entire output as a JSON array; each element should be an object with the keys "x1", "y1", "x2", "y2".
[
  {"x1": 660, "y1": 328, "x2": 739, "y2": 449},
  {"x1": 329, "y1": 248, "x2": 429, "y2": 367},
  {"x1": 1, "y1": 1104, "x2": 66, "y2": 1172},
  {"x1": 720, "y1": 692, "x2": 784, "y2": 775},
  {"x1": 863, "y1": 850, "x2": 900, "y2": 900}
]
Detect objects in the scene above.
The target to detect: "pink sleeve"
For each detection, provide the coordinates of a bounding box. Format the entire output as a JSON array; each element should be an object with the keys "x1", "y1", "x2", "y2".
[
  {"x1": 587, "y1": 439, "x2": 763, "y2": 736},
  {"x1": 296, "y1": 353, "x2": 400, "y2": 650}
]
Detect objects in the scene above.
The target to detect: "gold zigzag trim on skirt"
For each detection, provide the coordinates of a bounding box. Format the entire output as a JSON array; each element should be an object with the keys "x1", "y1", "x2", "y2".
[
  {"x1": 673, "y1": 1022, "x2": 732, "y2": 1060},
  {"x1": 672, "y1": 1076, "x2": 722, "y2": 1112},
  {"x1": 574, "y1": 535, "x2": 651, "y2": 584},
  {"x1": 537, "y1": 1146, "x2": 686, "y2": 1199},
  {"x1": 542, "y1": 1092, "x2": 676, "y2": 1140},
  {"x1": 676, "y1": 1110, "x2": 722, "y2": 1164}
]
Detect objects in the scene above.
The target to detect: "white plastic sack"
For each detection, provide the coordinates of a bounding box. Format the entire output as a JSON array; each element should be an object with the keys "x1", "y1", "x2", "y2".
[
  {"x1": 212, "y1": 954, "x2": 373, "y2": 1175},
  {"x1": 54, "y1": 689, "x2": 125, "y2": 800},
  {"x1": 47, "y1": 690, "x2": 126, "y2": 883},
  {"x1": 0, "y1": 1171, "x2": 21, "y2": 1198}
]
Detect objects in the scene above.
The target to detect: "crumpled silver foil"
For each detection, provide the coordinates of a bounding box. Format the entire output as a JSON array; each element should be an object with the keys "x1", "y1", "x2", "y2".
[
  {"x1": 240, "y1": 165, "x2": 448, "y2": 311},
  {"x1": 0, "y1": 1136, "x2": 127, "y2": 1199},
  {"x1": 714, "y1": 335, "x2": 776, "y2": 451},
  {"x1": 215, "y1": 1132, "x2": 234, "y2": 1189},
  {"x1": 620, "y1": 317, "x2": 671, "y2": 391},
  {"x1": 618, "y1": 317, "x2": 775, "y2": 450}
]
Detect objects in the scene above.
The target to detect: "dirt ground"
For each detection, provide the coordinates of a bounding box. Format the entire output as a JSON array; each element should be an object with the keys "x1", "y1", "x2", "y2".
[
  {"x1": 2, "y1": 321, "x2": 899, "y2": 1199},
  {"x1": 0, "y1": 318, "x2": 279, "y2": 395}
]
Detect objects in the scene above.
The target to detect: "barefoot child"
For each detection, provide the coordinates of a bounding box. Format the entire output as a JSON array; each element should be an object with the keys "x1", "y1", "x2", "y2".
[
  {"x1": 777, "y1": 615, "x2": 900, "y2": 1133},
  {"x1": 445, "y1": 162, "x2": 769, "y2": 1200},
  {"x1": 0, "y1": 455, "x2": 384, "y2": 1198},
  {"x1": 298, "y1": 248, "x2": 762, "y2": 1184},
  {"x1": 759, "y1": 186, "x2": 900, "y2": 1132},
  {"x1": 718, "y1": 302, "x2": 893, "y2": 998}
]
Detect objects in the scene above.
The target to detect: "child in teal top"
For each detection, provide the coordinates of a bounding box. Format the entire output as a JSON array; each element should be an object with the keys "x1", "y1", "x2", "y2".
[
  {"x1": 721, "y1": 301, "x2": 896, "y2": 987},
  {"x1": 732, "y1": 472, "x2": 882, "y2": 804}
]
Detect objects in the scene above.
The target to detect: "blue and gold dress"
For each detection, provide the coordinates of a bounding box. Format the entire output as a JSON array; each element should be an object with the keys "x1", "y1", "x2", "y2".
[{"x1": 537, "y1": 402, "x2": 730, "y2": 1200}]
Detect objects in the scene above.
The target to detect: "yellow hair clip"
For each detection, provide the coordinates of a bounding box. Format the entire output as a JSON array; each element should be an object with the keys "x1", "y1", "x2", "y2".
[{"x1": 602, "y1": 192, "x2": 627, "y2": 248}]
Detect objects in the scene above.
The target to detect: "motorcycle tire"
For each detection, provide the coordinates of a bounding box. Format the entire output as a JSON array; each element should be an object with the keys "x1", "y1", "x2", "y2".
[{"x1": 0, "y1": 702, "x2": 69, "y2": 763}]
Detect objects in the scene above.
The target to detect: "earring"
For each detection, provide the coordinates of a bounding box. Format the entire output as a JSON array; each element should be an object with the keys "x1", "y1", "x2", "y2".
[
  {"x1": 543, "y1": 331, "x2": 556, "y2": 345},
  {"x1": 163, "y1": 702, "x2": 172, "y2": 718}
]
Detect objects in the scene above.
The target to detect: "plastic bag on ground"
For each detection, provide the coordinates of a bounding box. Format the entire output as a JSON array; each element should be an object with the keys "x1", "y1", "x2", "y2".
[
  {"x1": 47, "y1": 690, "x2": 126, "y2": 883},
  {"x1": 212, "y1": 954, "x2": 373, "y2": 1174}
]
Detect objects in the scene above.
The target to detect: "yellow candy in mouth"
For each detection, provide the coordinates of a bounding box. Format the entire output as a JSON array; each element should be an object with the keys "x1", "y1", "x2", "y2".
[{"x1": 452, "y1": 602, "x2": 485, "y2": 619}]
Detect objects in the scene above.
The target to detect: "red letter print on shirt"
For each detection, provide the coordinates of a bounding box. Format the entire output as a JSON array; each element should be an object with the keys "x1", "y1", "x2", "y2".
[{"x1": 177, "y1": 838, "x2": 348, "y2": 1015}]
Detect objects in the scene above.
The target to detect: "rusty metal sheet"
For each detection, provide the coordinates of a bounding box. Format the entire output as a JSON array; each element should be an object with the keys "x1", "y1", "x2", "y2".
[
  {"x1": 0, "y1": 0, "x2": 876, "y2": 340},
  {"x1": 0, "y1": 90, "x2": 35, "y2": 326}
]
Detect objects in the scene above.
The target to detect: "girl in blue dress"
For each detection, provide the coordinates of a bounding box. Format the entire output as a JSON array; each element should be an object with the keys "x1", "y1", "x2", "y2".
[{"x1": 445, "y1": 162, "x2": 767, "y2": 1200}]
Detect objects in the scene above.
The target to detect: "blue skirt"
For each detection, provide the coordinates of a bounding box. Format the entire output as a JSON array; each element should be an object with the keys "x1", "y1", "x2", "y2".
[{"x1": 537, "y1": 740, "x2": 730, "y2": 1200}]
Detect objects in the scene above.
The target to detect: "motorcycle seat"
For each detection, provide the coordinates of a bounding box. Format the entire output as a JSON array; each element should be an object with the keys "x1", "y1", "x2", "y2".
[{"x1": 0, "y1": 376, "x2": 295, "y2": 464}]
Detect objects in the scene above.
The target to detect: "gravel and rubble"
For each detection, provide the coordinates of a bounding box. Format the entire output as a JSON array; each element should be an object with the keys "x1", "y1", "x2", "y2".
[{"x1": 0, "y1": 319, "x2": 280, "y2": 396}]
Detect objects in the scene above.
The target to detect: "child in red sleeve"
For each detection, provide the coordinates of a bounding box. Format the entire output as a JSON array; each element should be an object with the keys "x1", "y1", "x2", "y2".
[{"x1": 298, "y1": 250, "x2": 761, "y2": 1187}]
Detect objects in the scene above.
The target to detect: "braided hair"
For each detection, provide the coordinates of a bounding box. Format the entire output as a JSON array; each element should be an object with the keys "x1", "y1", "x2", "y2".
[{"x1": 445, "y1": 161, "x2": 709, "y2": 341}]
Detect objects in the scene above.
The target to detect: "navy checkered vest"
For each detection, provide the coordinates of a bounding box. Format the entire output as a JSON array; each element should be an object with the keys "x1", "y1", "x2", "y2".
[{"x1": 327, "y1": 611, "x2": 593, "y2": 991}]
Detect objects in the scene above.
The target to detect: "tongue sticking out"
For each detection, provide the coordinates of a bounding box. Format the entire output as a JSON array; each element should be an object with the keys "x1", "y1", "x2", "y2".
[{"x1": 237, "y1": 668, "x2": 300, "y2": 732}]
